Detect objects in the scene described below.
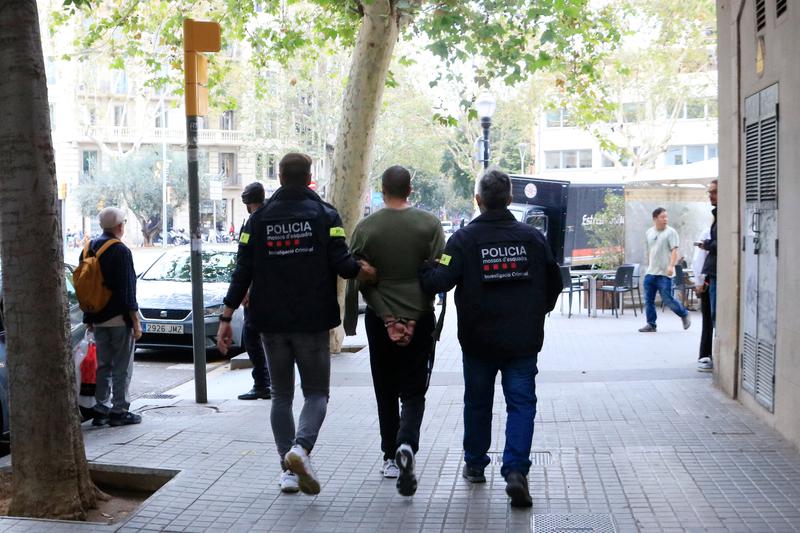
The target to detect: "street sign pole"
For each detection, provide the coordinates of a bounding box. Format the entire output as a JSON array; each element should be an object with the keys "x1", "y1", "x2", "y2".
[
  {"x1": 161, "y1": 92, "x2": 168, "y2": 249},
  {"x1": 184, "y1": 18, "x2": 220, "y2": 404},
  {"x1": 186, "y1": 115, "x2": 206, "y2": 403}
]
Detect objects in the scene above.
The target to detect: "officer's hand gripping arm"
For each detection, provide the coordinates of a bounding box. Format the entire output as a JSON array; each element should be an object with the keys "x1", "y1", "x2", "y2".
[
  {"x1": 419, "y1": 240, "x2": 462, "y2": 295},
  {"x1": 327, "y1": 213, "x2": 362, "y2": 280}
]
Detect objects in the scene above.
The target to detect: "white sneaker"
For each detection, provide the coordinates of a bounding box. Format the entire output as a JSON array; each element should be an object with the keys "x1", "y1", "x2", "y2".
[
  {"x1": 382, "y1": 459, "x2": 399, "y2": 478},
  {"x1": 284, "y1": 444, "x2": 321, "y2": 495},
  {"x1": 279, "y1": 470, "x2": 299, "y2": 493},
  {"x1": 697, "y1": 357, "x2": 713, "y2": 372}
]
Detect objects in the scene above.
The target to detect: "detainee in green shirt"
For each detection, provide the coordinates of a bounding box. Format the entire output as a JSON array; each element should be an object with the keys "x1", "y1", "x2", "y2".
[{"x1": 344, "y1": 165, "x2": 445, "y2": 497}]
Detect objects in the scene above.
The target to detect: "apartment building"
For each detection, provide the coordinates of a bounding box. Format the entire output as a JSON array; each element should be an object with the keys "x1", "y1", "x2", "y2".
[
  {"x1": 40, "y1": 3, "x2": 333, "y2": 245},
  {"x1": 536, "y1": 91, "x2": 719, "y2": 185}
]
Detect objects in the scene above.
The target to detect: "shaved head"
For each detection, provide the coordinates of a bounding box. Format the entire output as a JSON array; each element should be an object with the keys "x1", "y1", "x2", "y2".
[{"x1": 381, "y1": 165, "x2": 412, "y2": 199}]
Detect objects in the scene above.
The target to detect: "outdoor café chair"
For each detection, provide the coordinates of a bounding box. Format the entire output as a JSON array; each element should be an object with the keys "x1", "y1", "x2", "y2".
[
  {"x1": 559, "y1": 265, "x2": 588, "y2": 318},
  {"x1": 599, "y1": 265, "x2": 637, "y2": 318}
]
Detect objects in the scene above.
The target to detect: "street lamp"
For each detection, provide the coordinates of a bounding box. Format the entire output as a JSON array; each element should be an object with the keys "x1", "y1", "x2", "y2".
[{"x1": 475, "y1": 92, "x2": 496, "y2": 170}]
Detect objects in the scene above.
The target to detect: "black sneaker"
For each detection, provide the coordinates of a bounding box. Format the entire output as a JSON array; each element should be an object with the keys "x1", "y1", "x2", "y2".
[
  {"x1": 238, "y1": 387, "x2": 271, "y2": 400},
  {"x1": 109, "y1": 411, "x2": 142, "y2": 427},
  {"x1": 462, "y1": 464, "x2": 486, "y2": 483},
  {"x1": 505, "y1": 471, "x2": 532, "y2": 508},
  {"x1": 395, "y1": 444, "x2": 417, "y2": 496},
  {"x1": 79, "y1": 406, "x2": 96, "y2": 423},
  {"x1": 91, "y1": 413, "x2": 110, "y2": 427}
]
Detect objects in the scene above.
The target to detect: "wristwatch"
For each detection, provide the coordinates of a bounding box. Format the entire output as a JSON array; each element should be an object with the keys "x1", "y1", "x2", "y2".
[{"x1": 218, "y1": 315, "x2": 232, "y2": 323}]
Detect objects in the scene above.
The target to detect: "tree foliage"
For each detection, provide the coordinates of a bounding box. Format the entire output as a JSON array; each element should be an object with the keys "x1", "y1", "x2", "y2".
[
  {"x1": 53, "y1": 0, "x2": 624, "y2": 121},
  {"x1": 549, "y1": 0, "x2": 717, "y2": 170}
]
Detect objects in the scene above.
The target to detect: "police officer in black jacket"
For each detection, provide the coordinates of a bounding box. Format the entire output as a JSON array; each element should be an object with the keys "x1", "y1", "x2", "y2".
[
  {"x1": 217, "y1": 153, "x2": 375, "y2": 496},
  {"x1": 419, "y1": 169, "x2": 562, "y2": 508}
]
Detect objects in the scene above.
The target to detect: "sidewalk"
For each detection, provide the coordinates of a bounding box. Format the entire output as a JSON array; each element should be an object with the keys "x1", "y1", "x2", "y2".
[{"x1": 2, "y1": 296, "x2": 800, "y2": 532}]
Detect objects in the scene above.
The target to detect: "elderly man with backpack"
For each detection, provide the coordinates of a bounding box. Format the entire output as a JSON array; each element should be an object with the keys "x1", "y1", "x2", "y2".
[{"x1": 74, "y1": 207, "x2": 142, "y2": 427}]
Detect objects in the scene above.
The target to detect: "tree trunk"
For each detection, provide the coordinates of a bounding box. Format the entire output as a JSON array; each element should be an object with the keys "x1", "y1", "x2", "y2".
[
  {"x1": 0, "y1": 0, "x2": 98, "y2": 519},
  {"x1": 328, "y1": 0, "x2": 405, "y2": 352},
  {"x1": 142, "y1": 223, "x2": 160, "y2": 247}
]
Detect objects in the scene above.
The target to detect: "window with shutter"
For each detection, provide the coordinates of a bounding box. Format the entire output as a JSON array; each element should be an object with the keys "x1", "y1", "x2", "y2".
[
  {"x1": 776, "y1": 0, "x2": 787, "y2": 18},
  {"x1": 756, "y1": 339, "x2": 776, "y2": 408},
  {"x1": 759, "y1": 116, "x2": 778, "y2": 201},
  {"x1": 755, "y1": 0, "x2": 766, "y2": 31},
  {"x1": 742, "y1": 333, "x2": 757, "y2": 394},
  {"x1": 740, "y1": 83, "x2": 779, "y2": 413},
  {"x1": 745, "y1": 122, "x2": 759, "y2": 202}
]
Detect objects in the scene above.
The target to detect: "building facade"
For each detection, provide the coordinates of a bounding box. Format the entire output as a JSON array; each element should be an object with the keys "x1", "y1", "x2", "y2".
[
  {"x1": 536, "y1": 86, "x2": 719, "y2": 185},
  {"x1": 39, "y1": 2, "x2": 333, "y2": 246},
  {"x1": 717, "y1": 0, "x2": 799, "y2": 449},
  {"x1": 534, "y1": 84, "x2": 720, "y2": 269}
]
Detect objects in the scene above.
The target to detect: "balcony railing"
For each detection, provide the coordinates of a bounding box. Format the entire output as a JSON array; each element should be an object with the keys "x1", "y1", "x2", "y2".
[{"x1": 85, "y1": 126, "x2": 243, "y2": 145}]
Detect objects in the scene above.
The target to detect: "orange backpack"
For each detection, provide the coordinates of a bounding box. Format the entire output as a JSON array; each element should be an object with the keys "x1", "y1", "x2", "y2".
[{"x1": 74, "y1": 239, "x2": 120, "y2": 313}]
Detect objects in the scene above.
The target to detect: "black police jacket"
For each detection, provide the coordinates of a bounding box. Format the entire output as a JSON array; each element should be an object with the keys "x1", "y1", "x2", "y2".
[
  {"x1": 223, "y1": 186, "x2": 362, "y2": 333},
  {"x1": 419, "y1": 209, "x2": 562, "y2": 359}
]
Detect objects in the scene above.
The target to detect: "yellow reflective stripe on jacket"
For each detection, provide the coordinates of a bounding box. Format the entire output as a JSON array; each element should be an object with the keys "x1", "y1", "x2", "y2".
[
  {"x1": 439, "y1": 254, "x2": 452, "y2": 266},
  {"x1": 330, "y1": 227, "x2": 346, "y2": 238},
  {"x1": 240, "y1": 232, "x2": 250, "y2": 244}
]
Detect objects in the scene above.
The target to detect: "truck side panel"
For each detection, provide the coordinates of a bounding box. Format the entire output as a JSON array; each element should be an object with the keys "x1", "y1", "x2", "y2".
[{"x1": 510, "y1": 177, "x2": 569, "y2": 264}]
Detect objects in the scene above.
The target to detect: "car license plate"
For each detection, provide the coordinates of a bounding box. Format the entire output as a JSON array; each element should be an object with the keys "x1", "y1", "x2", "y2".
[{"x1": 144, "y1": 323, "x2": 184, "y2": 334}]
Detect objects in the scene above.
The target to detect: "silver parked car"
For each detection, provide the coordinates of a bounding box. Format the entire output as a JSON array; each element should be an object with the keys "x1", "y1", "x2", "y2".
[
  {"x1": 136, "y1": 246, "x2": 245, "y2": 354},
  {"x1": 0, "y1": 264, "x2": 86, "y2": 441}
]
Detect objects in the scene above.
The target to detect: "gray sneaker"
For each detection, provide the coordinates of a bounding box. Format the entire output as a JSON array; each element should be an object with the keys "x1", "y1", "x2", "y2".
[
  {"x1": 682, "y1": 314, "x2": 692, "y2": 330},
  {"x1": 638, "y1": 324, "x2": 657, "y2": 333},
  {"x1": 697, "y1": 357, "x2": 713, "y2": 372}
]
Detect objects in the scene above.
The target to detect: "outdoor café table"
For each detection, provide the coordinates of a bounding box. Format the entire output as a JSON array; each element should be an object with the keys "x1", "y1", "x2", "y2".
[{"x1": 570, "y1": 269, "x2": 616, "y2": 317}]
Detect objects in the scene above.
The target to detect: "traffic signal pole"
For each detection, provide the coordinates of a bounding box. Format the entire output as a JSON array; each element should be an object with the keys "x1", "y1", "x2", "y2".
[{"x1": 184, "y1": 18, "x2": 220, "y2": 404}]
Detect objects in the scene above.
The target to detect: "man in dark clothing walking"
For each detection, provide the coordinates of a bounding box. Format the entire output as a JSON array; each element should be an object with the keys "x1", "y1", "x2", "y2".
[
  {"x1": 237, "y1": 181, "x2": 272, "y2": 400},
  {"x1": 419, "y1": 169, "x2": 562, "y2": 508},
  {"x1": 80, "y1": 207, "x2": 142, "y2": 427},
  {"x1": 217, "y1": 153, "x2": 376, "y2": 496},
  {"x1": 343, "y1": 165, "x2": 445, "y2": 496}
]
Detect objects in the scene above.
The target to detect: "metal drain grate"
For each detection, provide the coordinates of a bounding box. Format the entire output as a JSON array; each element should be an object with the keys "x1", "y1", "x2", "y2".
[
  {"x1": 533, "y1": 514, "x2": 616, "y2": 533},
  {"x1": 530, "y1": 451, "x2": 552, "y2": 466},
  {"x1": 485, "y1": 450, "x2": 553, "y2": 466},
  {"x1": 139, "y1": 393, "x2": 177, "y2": 399}
]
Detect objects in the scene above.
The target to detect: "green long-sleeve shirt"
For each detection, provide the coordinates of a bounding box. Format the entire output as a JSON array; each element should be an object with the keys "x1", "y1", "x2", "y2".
[{"x1": 344, "y1": 207, "x2": 445, "y2": 334}]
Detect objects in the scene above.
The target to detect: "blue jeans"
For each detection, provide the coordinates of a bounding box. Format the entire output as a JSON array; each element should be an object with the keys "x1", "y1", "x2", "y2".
[
  {"x1": 644, "y1": 274, "x2": 688, "y2": 327},
  {"x1": 462, "y1": 354, "x2": 538, "y2": 478}
]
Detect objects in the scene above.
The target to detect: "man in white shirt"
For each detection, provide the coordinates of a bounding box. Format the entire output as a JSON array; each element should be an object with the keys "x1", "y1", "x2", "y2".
[
  {"x1": 638, "y1": 207, "x2": 691, "y2": 332},
  {"x1": 693, "y1": 227, "x2": 713, "y2": 371}
]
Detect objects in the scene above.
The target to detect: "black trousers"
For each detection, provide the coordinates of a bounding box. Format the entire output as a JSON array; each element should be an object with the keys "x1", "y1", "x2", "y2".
[
  {"x1": 243, "y1": 307, "x2": 271, "y2": 389},
  {"x1": 698, "y1": 290, "x2": 713, "y2": 360},
  {"x1": 365, "y1": 308, "x2": 435, "y2": 460}
]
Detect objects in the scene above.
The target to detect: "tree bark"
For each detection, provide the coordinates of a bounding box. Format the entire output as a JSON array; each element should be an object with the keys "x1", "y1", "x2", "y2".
[
  {"x1": 0, "y1": 0, "x2": 98, "y2": 519},
  {"x1": 328, "y1": 0, "x2": 406, "y2": 352}
]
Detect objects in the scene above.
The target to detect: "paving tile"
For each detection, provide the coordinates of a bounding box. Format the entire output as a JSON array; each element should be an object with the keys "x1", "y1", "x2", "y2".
[{"x1": 3, "y1": 310, "x2": 800, "y2": 531}]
